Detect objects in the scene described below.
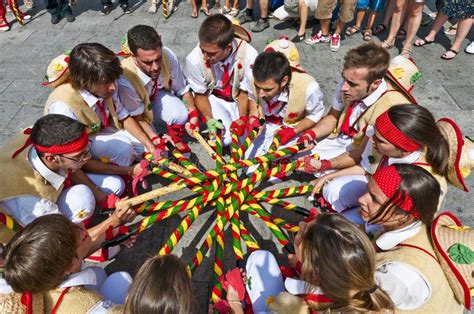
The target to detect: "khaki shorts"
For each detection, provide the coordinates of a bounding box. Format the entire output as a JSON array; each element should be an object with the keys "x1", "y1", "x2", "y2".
[{"x1": 315, "y1": 0, "x2": 357, "y2": 23}]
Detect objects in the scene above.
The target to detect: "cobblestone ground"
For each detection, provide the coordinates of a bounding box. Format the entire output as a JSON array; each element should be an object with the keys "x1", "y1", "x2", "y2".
[{"x1": 0, "y1": 1, "x2": 473, "y2": 311}]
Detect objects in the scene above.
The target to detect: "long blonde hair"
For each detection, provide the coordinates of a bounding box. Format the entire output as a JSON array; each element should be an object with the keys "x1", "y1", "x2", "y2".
[{"x1": 300, "y1": 214, "x2": 394, "y2": 312}]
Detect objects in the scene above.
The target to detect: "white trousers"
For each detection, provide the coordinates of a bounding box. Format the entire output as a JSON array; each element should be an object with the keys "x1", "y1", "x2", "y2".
[
  {"x1": 152, "y1": 90, "x2": 189, "y2": 125},
  {"x1": 85, "y1": 266, "x2": 132, "y2": 304},
  {"x1": 245, "y1": 250, "x2": 286, "y2": 313},
  {"x1": 244, "y1": 122, "x2": 298, "y2": 160},
  {"x1": 310, "y1": 136, "x2": 353, "y2": 160},
  {"x1": 209, "y1": 94, "x2": 240, "y2": 146},
  {"x1": 57, "y1": 173, "x2": 125, "y2": 224},
  {"x1": 90, "y1": 128, "x2": 136, "y2": 167},
  {"x1": 322, "y1": 174, "x2": 368, "y2": 213}
]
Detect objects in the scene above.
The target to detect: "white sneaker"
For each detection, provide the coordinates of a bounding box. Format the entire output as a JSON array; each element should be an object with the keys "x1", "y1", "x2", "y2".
[
  {"x1": 304, "y1": 31, "x2": 330, "y2": 45},
  {"x1": 465, "y1": 41, "x2": 474, "y2": 54},
  {"x1": 330, "y1": 33, "x2": 341, "y2": 52}
]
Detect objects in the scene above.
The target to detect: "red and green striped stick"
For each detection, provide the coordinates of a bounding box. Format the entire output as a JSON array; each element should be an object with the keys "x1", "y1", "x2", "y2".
[
  {"x1": 239, "y1": 221, "x2": 260, "y2": 252},
  {"x1": 0, "y1": 212, "x2": 21, "y2": 232}
]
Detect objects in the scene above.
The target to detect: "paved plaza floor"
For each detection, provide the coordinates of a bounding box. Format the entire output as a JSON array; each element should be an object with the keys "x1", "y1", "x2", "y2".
[{"x1": 0, "y1": 1, "x2": 473, "y2": 311}]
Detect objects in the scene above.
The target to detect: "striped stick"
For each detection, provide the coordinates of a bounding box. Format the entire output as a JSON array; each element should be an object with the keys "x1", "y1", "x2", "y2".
[
  {"x1": 239, "y1": 221, "x2": 260, "y2": 251},
  {"x1": 252, "y1": 185, "x2": 315, "y2": 200},
  {"x1": 0, "y1": 212, "x2": 21, "y2": 232}
]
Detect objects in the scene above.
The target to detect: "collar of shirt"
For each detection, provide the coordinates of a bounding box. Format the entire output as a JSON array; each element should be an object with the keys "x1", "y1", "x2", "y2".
[
  {"x1": 216, "y1": 40, "x2": 238, "y2": 69},
  {"x1": 29, "y1": 147, "x2": 67, "y2": 190},
  {"x1": 375, "y1": 220, "x2": 422, "y2": 251},
  {"x1": 387, "y1": 150, "x2": 422, "y2": 166},
  {"x1": 264, "y1": 90, "x2": 288, "y2": 112},
  {"x1": 135, "y1": 62, "x2": 153, "y2": 87},
  {"x1": 59, "y1": 267, "x2": 98, "y2": 288},
  {"x1": 359, "y1": 79, "x2": 388, "y2": 108},
  {"x1": 79, "y1": 90, "x2": 102, "y2": 109}
]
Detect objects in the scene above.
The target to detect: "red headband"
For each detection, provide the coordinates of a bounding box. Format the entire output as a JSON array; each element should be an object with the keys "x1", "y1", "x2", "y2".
[
  {"x1": 372, "y1": 166, "x2": 421, "y2": 219},
  {"x1": 12, "y1": 128, "x2": 89, "y2": 159},
  {"x1": 375, "y1": 111, "x2": 422, "y2": 152}
]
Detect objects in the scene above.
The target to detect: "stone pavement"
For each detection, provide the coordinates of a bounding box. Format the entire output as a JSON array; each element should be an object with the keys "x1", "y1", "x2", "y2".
[{"x1": 0, "y1": 1, "x2": 473, "y2": 311}]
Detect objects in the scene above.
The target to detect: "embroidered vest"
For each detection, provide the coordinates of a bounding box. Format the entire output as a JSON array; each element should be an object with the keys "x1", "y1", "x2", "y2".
[
  {"x1": 44, "y1": 83, "x2": 121, "y2": 134},
  {"x1": 376, "y1": 225, "x2": 463, "y2": 313},
  {"x1": 44, "y1": 286, "x2": 103, "y2": 313},
  {"x1": 0, "y1": 292, "x2": 44, "y2": 313},
  {"x1": 0, "y1": 132, "x2": 64, "y2": 203},
  {"x1": 121, "y1": 50, "x2": 172, "y2": 124},
  {"x1": 198, "y1": 39, "x2": 248, "y2": 101},
  {"x1": 253, "y1": 71, "x2": 315, "y2": 125},
  {"x1": 330, "y1": 80, "x2": 414, "y2": 145}
]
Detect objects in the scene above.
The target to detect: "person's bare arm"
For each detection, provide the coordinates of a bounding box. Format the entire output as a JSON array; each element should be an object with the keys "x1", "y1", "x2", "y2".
[
  {"x1": 82, "y1": 160, "x2": 142, "y2": 176},
  {"x1": 236, "y1": 90, "x2": 249, "y2": 117},
  {"x1": 70, "y1": 169, "x2": 107, "y2": 202},
  {"x1": 194, "y1": 93, "x2": 213, "y2": 121},
  {"x1": 313, "y1": 108, "x2": 341, "y2": 140},
  {"x1": 293, "y1": 117, "x2": 317, "y2": 134},
  {"x1": 121, "y1": 116, "x2": 155, "y2": 153},
  {"x1": 181, "y1": 91, "x2": 197, "y2": 112}
]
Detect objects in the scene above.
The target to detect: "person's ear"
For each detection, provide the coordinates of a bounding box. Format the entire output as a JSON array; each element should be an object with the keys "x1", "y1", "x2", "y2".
[
  {"x1": 371, "y1": 78, "x2": 382, "y2": 90},
  {"x1": 43, "y1": 153, "x2": 58, "y2": 164}
]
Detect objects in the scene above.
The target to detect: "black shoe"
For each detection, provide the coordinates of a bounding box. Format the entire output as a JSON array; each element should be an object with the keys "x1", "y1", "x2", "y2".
[
  {"x1": 100, "y1": 4, "x2": 113, "y2": 15},
  {"x1": 291, "y1": 33, "x2": 305, "y2": 43},
  {"x1": 66, "y1": 15, "x2": 75, "y2": 22},
  {"x1": 51, "y1": 15, "x2": 61, "y2": 24},
  {"x1": 120, "y1": 3, "x2": 132, "y2": 14}
]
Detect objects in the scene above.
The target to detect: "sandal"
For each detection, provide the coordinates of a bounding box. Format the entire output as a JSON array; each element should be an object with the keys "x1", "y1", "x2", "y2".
[
  {"x1": 441, "y1": 48, "x2": 458, "y2": 60},
  {"x1": 218, "y1": 5, "x2": 230, "y2": 14},
  {"x1": 396, "y1": 28, "x2": 407, "y2": 41},
  {"x1": 362, "y1": 29, "x2": 372, "y2": 41},
  {"x1": 444, "y1": 25, "x2": 457, "y2": 36},
  {"x1": 373, "y1": 23, "x2": 387, "y2": 34},
  {"x1": 200, "y1": 7, "x2": 211, "y2": 16},
  {"x1": 414, "y1": 37, "x2": 433, "y2": 47},
  {"x1": 190, "y1": 10, "x2": 198, "y2": 18},
  {"x1": 345, "y1": 25, "x2": 360, "y2": 36},
  {"x1": 229, "y1": 7, "x2": 239, "y2": 16},
  {"x1": 381, "y1": 38, "x2": 395, "y2": 49}
]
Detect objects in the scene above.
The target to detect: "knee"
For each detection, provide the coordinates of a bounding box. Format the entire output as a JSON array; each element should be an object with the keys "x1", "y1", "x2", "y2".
[
  {"x1": 58, "y1": 184, "x2": 95, "y2": 223},
  {"x1": 247, "y1": 250, "x2": 274, "y2": 265},
  {"x1": 100, "y1": 175, "x2": 126, "y2": 196}
]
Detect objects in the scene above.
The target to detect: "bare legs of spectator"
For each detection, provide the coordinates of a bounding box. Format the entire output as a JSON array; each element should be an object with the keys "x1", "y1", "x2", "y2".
[
  {"x1": 400, "y1": 1, "x2": 423, "y2": 57},
  {"x1": 239, "y1": 0, "x2": 254, "y2": 23},
  {"x1": 381, "y1": 0, "x2": 407, "y2": 48},
  {"x1": 250, "y1": 0, "x2": 269, "y2": 32},
  {"x1": 294, "y1": 0, "x2": 310, "y2": 40},
  {"x1": 443, "y1": 17, "x2": 473, "y2": 59},
  {"x1": 415, "y1": 13, "x2": 450, "y2": 43}
]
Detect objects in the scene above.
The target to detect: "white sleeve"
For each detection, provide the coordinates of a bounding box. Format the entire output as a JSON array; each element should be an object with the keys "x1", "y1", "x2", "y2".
[
  {"x1": 112, "y1": 90, "x2": 130, "y2": 121},
  {"x1": 48, "y1": 101, "x2": 79, "y2": 120},
  {"x1": 375, "y1": 262, "x2": 431, "y2": 310},
  {"x1": 116, "y1": 77, "x2": 145, "y2": 116},
  {"x1": 304, "y1": 81, "x2": 325, "y2": 123},
  {"x1": 165, "y1": 47, "x2": 189, "y2": 96},
  {"x1": 332, "y1": 79, "x2": 345, "y2": 111},
  {"x1": 185, "y1": 48, "x2": 208, "y2": 94},
  {"x1": 1, "y1": 196, "x2": 61, "y2": 226}
]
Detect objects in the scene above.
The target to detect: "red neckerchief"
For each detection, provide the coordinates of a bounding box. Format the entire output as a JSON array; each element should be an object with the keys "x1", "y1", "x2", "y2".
[
  {"x1": 95, "y1": 100, "x2": 109, "y2": 129},
  {"x1": 149, "y1": 77, "x2": 159, "y2": 102},
  {"x1": 212, "y1": 40, "x2": 244, "y2": 101}
]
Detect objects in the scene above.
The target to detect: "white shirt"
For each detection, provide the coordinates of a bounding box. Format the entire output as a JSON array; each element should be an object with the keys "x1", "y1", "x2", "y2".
[
  {"x1": 117, "y1": 47, "x2": 189, "y2": 116},
  {"x1": 246, "y1": 80, "x2": 325, "y2": 124},
  {"x1": 332, "y1": 79, "x2": 388, "y2": 138},
  {"x1": 373, "y1": 221, "x2": 431, "y2": 310},
  {"x1": 185, "y1": 39, "x2": 258, "y2": 94},
  {"x1": 359, "y1": 130, "x2": 423, "y2": 174},
  {"x1": 0, "y1": 147, "x2": 65, "y2": 226},
  {"x1": 48, "y1": 88, "x2": 130, "y2": 123}
]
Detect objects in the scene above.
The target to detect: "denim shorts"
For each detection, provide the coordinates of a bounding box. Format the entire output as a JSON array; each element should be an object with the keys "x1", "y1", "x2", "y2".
[{"x1": 356, "y1": 0, "x2": 386, "y2": 12}]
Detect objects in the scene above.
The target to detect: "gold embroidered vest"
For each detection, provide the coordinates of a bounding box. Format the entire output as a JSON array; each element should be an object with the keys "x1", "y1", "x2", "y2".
[
  {"x1": 120, "y1": 50, "x2": 172, "y2": 124},
  {"x1": 44, "y1": 83, "x2": 121, "y2": 134},
  {"x1": 376, "y1": 225, "x2": 463, "y2": 313},
  {"x1": 330, "y1": 80, "x2": 414, "y2": 145}
]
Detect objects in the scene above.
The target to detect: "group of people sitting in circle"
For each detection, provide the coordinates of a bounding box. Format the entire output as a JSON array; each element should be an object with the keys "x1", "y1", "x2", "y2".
[{"x1": 0, "y1": 13, "x2": 472, "y2": 313}]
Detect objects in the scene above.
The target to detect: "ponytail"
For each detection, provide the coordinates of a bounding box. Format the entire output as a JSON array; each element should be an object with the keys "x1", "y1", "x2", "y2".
[{"x1": 388, "y1": 104, "x2": 449, "y2": 176}]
